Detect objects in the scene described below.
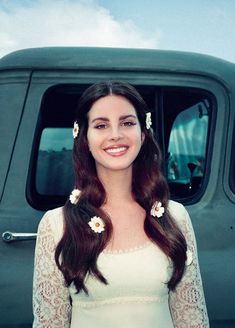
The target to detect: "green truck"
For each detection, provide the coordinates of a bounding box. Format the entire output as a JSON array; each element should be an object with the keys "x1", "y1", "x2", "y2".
[{"x1": 0, "y1": 47, "x2": 235, "y2": 327}]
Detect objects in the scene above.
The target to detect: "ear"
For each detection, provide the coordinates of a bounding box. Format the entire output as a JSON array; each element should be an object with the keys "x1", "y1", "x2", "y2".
[{"x1": 141, "y1": 132, "x2": 145, "y2": 145}]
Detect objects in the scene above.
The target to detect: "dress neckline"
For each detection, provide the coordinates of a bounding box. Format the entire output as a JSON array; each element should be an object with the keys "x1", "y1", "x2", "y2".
[{"x1": 102, "y1": 240, "x2": 153, "y2": 255}]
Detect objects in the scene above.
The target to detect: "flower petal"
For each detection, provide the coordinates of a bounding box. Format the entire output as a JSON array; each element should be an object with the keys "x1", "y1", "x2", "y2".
[
  {"x1": 69, "y1": 188, "x2": 80, "y2": 204},
  {"x1": 88, "y1": 216, "x2": 105, "y2": 233},
  {"x1": 73, "y1": 122, "x2": 79, "y2": 138},
  {"x1": 146, "y1": 112, "x2": 152, "y2": 129},
  {"x1": 150, "y1": 201, "x2": 165, "y2": 218}
]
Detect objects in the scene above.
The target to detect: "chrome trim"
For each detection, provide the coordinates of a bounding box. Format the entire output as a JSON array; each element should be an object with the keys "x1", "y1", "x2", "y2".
[{"x1": 2, "y1": 231, "x2": 37, "y2": 243}]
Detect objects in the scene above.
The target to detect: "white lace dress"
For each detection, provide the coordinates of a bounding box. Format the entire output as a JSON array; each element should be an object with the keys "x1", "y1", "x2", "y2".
[{"x1": 33, "y1": 201, "x2": 209, "y2": 327}]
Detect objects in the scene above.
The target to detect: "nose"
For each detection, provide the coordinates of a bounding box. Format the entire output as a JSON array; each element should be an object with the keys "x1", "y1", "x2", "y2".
[{"x1": 108, "y1": 126, "x2": 123, "y2": 141}]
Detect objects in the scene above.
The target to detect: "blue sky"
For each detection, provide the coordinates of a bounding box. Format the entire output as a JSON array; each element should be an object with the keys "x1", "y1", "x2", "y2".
[{"x1": 0, "y1": 0, "x2": 234, "y2": 63}]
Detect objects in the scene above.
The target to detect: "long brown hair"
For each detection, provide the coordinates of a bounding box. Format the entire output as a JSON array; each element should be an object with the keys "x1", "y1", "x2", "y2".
[{"x1": 55, "y1": 81, "x2": 187, "y2": 294}]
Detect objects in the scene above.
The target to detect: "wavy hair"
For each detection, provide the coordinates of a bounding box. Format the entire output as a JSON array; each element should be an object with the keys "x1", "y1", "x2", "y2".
[{"x1": 55, "y1": 81, "x2": 187, "y2": 294}]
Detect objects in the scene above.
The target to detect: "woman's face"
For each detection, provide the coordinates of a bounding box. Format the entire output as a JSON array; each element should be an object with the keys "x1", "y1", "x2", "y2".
[{"x1": 87, "y1": 95, "x2": 144, "y2": 175}]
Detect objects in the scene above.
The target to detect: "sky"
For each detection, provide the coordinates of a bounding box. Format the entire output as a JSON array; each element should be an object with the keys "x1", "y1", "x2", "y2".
[{"x1": 0, "y1": 0, "x2": 235, "y2": 63}]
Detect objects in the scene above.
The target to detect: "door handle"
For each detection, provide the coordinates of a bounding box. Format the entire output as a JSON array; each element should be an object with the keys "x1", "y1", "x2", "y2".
[{"x1": 2, "y1": 231, "x2": 37, "y2": 243}]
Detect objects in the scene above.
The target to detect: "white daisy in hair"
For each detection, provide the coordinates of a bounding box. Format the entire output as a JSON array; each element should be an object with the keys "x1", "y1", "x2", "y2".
[
  {"x1": 145, "y1": 112, "x2": 152, "y2": 129},
  {"x1": 69, "y1": 189, "x2": 80, "y2": 204},
  {"x1": 88, "y1": 216, "x2": 105, "y2": 233},
  {"x1": 73, "y1": 121, "x2": 79, "y2": 138},
  {"x1": 150, "y1": 201, "x2": 165, "y2": 218}
]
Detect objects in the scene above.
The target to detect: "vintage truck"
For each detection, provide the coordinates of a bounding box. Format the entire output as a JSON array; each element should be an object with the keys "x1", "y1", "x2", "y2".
[{"x1": 0, "y1": 47, "x2": 234, "y2": 327}]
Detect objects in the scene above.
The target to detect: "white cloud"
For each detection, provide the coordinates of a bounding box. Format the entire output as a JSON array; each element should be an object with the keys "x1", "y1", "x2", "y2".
[{"x1": 0, "y1": 0, "x2": 161, "y2": 58}]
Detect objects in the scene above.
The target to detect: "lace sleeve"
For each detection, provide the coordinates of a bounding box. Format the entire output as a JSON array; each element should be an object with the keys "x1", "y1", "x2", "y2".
[
  {"x1": 169, "y1": 205, "x2": 210, "y2": 327},
  {"x1": 33, "y1": 211, "x2": 72, "y2": 327}
]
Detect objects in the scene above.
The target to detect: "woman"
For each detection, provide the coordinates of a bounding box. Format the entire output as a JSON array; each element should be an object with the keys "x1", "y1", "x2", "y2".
[{"x1": 33, "y1": 81, "x2": 209, "y2": 327}]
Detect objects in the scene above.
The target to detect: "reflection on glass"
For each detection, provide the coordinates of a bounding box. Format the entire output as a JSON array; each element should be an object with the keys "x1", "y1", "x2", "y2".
[
  {"x1": 167, "y1": 100, "x2": 209, "y2": 197},
  {"x1": 36, "y1": 128, "x2": 74, "y2": 196}
]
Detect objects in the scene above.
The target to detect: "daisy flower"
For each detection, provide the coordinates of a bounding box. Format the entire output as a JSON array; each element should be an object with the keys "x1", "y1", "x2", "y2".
[
  {"x1": 69, "y1": 189, "x2": 80, "y2": 204},
  {"x1": 88, "y1": 216, "x2": 105, "y2": 233},
  {"x1": 146, "y1": 112, "x2": 152, "y2": 129},
  {"x1": 150, "y1": 201, "x2": 165, "y2": 218},
  {"x1": 73, "y1": 121, "x2": 79, "y2": 138}
]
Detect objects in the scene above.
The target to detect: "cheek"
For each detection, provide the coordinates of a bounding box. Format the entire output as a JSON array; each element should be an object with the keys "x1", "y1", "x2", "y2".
[
  {"x1": 133, "y1": 127, "x2": 143, "y2": 145},
  {"x1": 136, "y1": 132, "x2": 143, "y2": 145},
  {"x1": 87, "y1": 130, "x2": 102, "y2": 153},
  {"x1": 129, "y1": 130, "x2": 143, "y2": 154},
  {"x1": 87, "y1": 130, "x2": 95, "y2": 151}
]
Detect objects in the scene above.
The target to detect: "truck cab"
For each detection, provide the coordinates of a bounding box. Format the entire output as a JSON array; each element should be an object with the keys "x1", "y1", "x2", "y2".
[{"x1": 0, "y1": 47, "x2": 235, "y2": 327}]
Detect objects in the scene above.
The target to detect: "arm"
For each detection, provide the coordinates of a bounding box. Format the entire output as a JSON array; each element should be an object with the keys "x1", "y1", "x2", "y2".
[
  {"x1": 169, "y1": 205, "x2": 209, "y2": 327},
  {"x1": 33, "y1": 211, "x2": 72, "y2": 327}
]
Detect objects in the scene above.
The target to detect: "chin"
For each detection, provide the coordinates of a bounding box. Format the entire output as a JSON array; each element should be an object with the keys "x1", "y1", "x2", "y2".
[{"x1": 96, "y1": 161, "x2": 133, "y2": 173}]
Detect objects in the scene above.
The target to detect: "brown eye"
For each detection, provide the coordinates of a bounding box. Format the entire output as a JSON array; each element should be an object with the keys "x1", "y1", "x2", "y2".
[
  {"x1": 95, "y1": 123, "x2": 107, "y2": 129},
  {"x1": 122, "y1": 121, "x2": 137, "y2": 127}
]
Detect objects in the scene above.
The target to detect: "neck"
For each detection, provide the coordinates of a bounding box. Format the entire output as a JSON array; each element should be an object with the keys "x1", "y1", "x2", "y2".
[{"x1": 97, "y1": 168, "x2": 134, "y2": 206}]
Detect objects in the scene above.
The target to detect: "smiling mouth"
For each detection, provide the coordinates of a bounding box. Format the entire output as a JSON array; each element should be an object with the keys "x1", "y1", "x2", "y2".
[{"x1": 104, "y1": 146, "x2": 128, "y2": 155}]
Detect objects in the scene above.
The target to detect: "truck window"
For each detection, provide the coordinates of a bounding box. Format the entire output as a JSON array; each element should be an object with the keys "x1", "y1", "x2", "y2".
[
  {"x1": 166, "y1": 98, "x2": 209, "y2": 200},
  {"x1": 27, "y1": 84, "x2": 213, "y2": 210},
  {"x1": 36, "y1": 128, "x2": 74, "y2": 196},
  {"x1": 162, "y1": 88, "x2": 212, "y2": 202}
]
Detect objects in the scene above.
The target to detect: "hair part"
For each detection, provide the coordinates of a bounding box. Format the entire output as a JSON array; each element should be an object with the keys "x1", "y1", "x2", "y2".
[{"x1": 55, "y1": 81, "x2": 187, "y2": 294}]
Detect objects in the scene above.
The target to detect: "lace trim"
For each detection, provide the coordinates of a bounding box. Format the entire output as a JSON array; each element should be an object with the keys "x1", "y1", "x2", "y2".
[
  {"x1": 73, "y1": 295, "x2": 167, "y2": 308},
  {"x1": 33, "y1": 212, "x2": 72, "y2": 327},
  {"x1": 168, "y1": 205, "x2": 209, "y2": 327},
  {"x1": 102, "y1": 240, "x2": 152, "y2": 254}
]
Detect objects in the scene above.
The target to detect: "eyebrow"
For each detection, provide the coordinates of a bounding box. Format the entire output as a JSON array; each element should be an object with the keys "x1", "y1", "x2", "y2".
[{"x1": 90, "y1": 114, "x2": 137, "y2": 124}]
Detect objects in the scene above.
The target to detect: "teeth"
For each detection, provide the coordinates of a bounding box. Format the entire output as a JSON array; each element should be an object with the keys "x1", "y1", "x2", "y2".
[{"x1": 105, "y1": 147, "x2": 127, "y2": 153}]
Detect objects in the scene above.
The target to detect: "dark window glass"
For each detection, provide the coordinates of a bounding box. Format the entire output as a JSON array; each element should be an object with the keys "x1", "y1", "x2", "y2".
[{"x1": 26, "y1": 84, "x2": 84, "y2": 210}]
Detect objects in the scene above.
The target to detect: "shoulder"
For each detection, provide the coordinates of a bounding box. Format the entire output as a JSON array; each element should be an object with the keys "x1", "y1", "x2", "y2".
[
  {"x1": 167, "y1": 200, "x2": 191, "y2": 230},
  {"x1": 167, "y1": 200, "x2": 196, "y2": 245},
  {"x1": 167, "y1": 200, "x2": 187, "y2": 220},
  {"x1": 37, "y1": 206, "x2": 65, "y2": 244}
]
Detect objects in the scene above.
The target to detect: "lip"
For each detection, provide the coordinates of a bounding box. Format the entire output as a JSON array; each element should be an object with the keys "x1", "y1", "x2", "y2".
[{"x1": 103, "y1": 144, "x2": 129, "y2": 156}]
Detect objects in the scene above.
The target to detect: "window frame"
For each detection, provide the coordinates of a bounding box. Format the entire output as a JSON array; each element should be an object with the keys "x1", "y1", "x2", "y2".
[
  {"x1": 26, "y1": 84, "x2": 87, "y2": 210},
  {"x1": 159, "y1": 86, "x2": 217, "y2": 205},
  {"x1": 229, "y1": 123, "x2": 235, "y2": 192},
  {"x1": 224, "y1": 114, "x2": 235, "y2": 202}
]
